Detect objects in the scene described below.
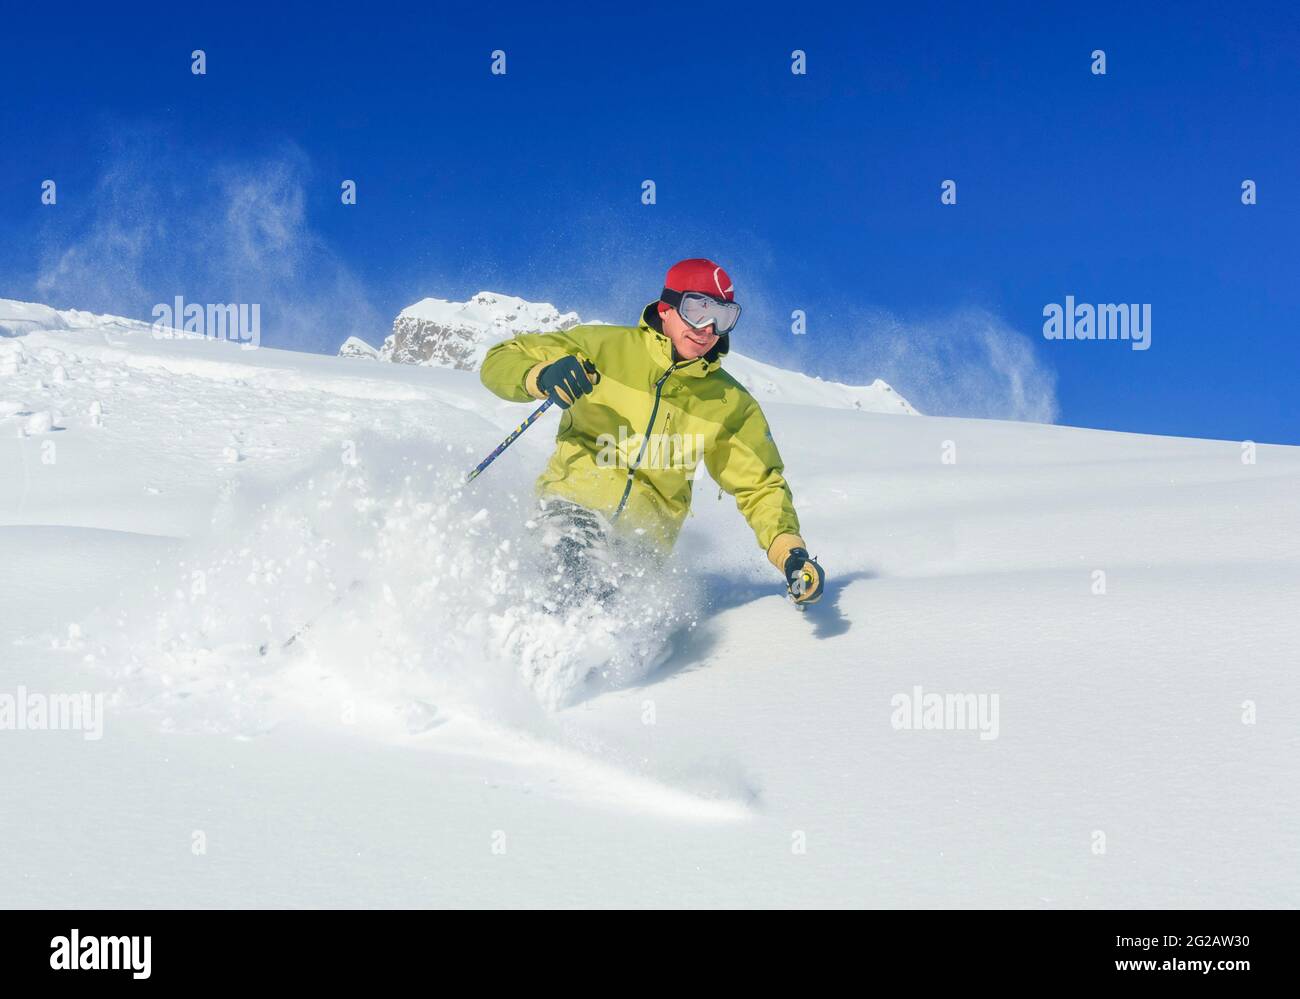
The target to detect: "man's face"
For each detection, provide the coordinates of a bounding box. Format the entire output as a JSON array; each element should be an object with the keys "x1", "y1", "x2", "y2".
[{"x1": 661, "y1": 306, "x2": 719, "y2": 360}]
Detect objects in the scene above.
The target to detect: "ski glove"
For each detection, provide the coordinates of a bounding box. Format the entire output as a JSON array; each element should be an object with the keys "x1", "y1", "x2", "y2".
[
  {"x1": 783, "y1": 547, "x2": 825, "y2": 605},
  {"x1": 532, "y1": 355, "x2": 599, "y2": 409}
]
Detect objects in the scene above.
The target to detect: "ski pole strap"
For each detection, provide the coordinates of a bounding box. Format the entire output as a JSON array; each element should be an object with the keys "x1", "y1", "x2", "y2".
[{"x1": 465, "y1": 398, "x2": 553, "y2": 482}]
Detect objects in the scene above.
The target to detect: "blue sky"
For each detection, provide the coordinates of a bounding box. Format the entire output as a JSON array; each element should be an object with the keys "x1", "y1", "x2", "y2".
[{"x1": 1, "y1": 1, "x2": 1296, "y2": 442}]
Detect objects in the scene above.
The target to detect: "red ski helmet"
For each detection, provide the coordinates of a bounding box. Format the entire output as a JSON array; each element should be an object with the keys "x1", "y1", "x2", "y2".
[{"x1": 657, "y1": 258, "x2": 735, "y2": 318}]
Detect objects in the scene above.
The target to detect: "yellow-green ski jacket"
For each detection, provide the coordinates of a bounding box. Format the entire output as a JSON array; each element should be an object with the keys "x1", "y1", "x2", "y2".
[{"x1": 480, "y1": 303, "x2": 807, "y2": 570}]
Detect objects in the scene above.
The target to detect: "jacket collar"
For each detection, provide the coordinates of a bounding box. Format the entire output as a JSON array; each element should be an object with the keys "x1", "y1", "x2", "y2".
[{"x1": 638, "y1": 302, "x2": 728, "y2": 378}]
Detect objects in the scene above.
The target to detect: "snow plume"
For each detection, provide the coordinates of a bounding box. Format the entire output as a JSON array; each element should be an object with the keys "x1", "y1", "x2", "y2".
[
  {"x1": 35, "y1": 151, "x2": 162, "y2": 314},
  {"x1": 841, "y1": 307, "x2": 1060, "y2": 424},
  {"x1": 90, "y1": 436, "x2": 699, "y2": 736},
  {"x1": 34, "y1": 129, "x2": 380, "y2": 352},
  {"x1": 216, "y1": 158, "x2": 307, "y2": 283}
]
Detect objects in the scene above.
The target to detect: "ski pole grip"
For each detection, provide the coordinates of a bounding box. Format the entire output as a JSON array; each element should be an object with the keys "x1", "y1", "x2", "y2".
[{"x1": 581, "y1": 358, "x2": 601, "y2": 386}]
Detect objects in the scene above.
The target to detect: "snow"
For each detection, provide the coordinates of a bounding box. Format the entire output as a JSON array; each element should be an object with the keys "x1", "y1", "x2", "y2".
[
  {"x1": 22, "y1": 410, "x2": 57, "y2": 435},
  {"x1": 1, "y1": 295, "x2": 1297, "y2": 907},
  {"x1": 380, "y1": 291, "x2": 581, "y2": 369},
  {"x1": 0, "y1": 299, "x2": 142, "y2": 338},
  {"x1": 338, "y1": 335, "x2": 379, "y2": 360},
  {"x1": 398, "y1": 291, "x2": 579, "y2": 333}
]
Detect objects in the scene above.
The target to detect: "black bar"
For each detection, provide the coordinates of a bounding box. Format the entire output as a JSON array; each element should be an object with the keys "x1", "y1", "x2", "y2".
[{"x1": 0, "y1": 911, "x2": 1284, "y2": 986}]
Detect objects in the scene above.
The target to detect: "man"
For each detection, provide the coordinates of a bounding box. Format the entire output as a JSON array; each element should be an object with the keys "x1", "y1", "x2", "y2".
[{"x1": 479, "y1": 258, "x2": 825, "y2": 606}]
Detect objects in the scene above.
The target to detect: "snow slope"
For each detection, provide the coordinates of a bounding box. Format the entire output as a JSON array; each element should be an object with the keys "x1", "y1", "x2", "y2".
[
  {"x1": 724, "y1": 351, "x2": 917, "y2": 414},
  {"x1": 1, "y1": 297, "x2": 1297, "y2": 908}
]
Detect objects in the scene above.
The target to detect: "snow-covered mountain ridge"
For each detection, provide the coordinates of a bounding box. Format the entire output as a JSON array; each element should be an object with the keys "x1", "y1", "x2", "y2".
[
  {"x1": 347, "y1": 291, "x2": 919, "y2": 416},
  {"x1": 379, "y1": 291, "x2": 581, "y2": 369}
]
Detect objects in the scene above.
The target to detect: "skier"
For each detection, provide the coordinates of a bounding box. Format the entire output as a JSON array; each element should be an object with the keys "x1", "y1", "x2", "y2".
[{"x1": 479, "y1": 258, "x2": 825, "y2": 607}]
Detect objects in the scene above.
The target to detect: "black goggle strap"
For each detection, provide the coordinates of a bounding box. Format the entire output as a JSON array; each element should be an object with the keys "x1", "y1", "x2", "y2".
[{"x1": 659, "y1": 287, "x2": 686, "y2": 310}]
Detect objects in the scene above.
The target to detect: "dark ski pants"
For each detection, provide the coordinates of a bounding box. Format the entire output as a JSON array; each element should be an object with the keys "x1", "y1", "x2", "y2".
[{"x1": 534, "y1": 496, "x2": 618, "y2": 607}]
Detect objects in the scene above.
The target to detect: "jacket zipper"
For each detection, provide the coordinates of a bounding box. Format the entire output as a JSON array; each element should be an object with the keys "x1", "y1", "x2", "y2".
[{"x1": 612, "y1": 362, "x2": 676, "y2": 520}]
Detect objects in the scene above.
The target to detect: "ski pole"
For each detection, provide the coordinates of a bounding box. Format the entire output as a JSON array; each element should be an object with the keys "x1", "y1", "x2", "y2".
[
  {"x1": 258, "y1": 578, "x2": 363, "y2": 656},
  {"x1": 465, "y1": 399, "x2": 553, "y2": 482},
  {"x1": 465, "y1": 359, "x2": 599, "y2": 483}
]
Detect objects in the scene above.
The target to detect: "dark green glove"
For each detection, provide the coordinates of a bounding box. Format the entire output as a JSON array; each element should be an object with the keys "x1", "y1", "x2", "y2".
[
  {"x1": 538, "y1": 356, "x2": 598, "y2": 409},
  {"x1": 783, "y1": 547, "x2": 825, "y2": 605}
]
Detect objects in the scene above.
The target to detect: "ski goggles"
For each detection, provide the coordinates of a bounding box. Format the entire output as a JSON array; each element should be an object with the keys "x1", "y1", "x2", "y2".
[{"x1": 660, "y1": 288, "x2": 742, "y2": 335}]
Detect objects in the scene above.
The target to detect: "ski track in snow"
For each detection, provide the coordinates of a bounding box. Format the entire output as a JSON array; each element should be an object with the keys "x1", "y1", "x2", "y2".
[
  {"x1": 60, "y1": 446, "x2": 733, "y2": 819},
  {"x1": 2, "y1": 319, "x2": 747, "y2": 824}
]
